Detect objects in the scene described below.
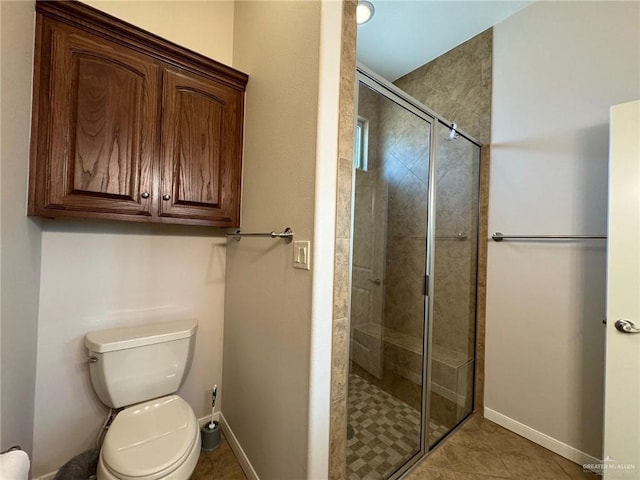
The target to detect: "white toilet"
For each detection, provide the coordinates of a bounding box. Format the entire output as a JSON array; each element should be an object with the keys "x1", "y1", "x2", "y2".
[{"x1": 85, "y1": 319, "x2": 201, "y2": 480}]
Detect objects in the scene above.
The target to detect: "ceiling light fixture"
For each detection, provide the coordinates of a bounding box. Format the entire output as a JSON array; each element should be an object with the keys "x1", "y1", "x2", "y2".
[{"x1": 356, "y1": 0, "x2": 375, "y2": 25}]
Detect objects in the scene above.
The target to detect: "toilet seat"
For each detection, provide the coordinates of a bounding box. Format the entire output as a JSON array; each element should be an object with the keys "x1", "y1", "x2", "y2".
[{"x1": 100, "y1": 395, "x2": 199, "y2": 480}]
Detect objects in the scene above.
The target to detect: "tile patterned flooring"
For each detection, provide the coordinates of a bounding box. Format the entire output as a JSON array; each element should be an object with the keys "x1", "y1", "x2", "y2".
[
  {"x1": 347, "y1": 373, "x2": 449, "y2": 480},
  {"x1": 192, "y1": 433, "x2": 247, "y2": 480},
  {"x1": 405, "y1": 415, "x2": 599, "y2": 480},
  {"x1": 192, "y1": 414, "x2": 598, "y2": 480}
]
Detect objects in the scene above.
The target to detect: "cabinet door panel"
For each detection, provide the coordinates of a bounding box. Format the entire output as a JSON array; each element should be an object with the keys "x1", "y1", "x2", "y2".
[
  {"x1": 43, "y1": 25, "x2": 157, "y2": 216},
  {"x1": 160, "y1": 68, "x2": 243, "y2": 226},
  {"x1": 174, "y1": 89, "x2": 223, "y2": 205},
  {"x1": 73, "y1": 56, "x2": 139, "y2": 196}
]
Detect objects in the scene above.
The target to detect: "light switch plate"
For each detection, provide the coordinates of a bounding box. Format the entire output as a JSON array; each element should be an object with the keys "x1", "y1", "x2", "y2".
[{"x1": 293, "y1": 241, "x2": 311, "y2": 270}]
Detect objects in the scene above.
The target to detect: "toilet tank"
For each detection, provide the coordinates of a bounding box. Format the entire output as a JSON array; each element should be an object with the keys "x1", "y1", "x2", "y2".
[{"x1": 85, "y1": 319, "x2": 197, "y2": 408}]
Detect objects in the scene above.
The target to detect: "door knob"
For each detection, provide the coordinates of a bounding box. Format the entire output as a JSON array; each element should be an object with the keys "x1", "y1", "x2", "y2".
[
  {"x1": 140, "y1": 192, "x2": 150, "y2": 199},
  {"x1": 367, "y1": 278, "x2": 382, "y2": 286},
  {"x1": 614, "y1": 319, "x2": 640, "y2": 334},
  {"x1": 162, "y1": 194, "x2": 171, "y2": 201}
]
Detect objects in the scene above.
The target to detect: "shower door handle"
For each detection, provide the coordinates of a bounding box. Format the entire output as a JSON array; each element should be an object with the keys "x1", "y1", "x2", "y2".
[
  {"x1": 367, "y1": 278, "x2": 382, "y2": 287},
  {"x1": 614, "y1": 319, "x2": 640, "y2": 334}
]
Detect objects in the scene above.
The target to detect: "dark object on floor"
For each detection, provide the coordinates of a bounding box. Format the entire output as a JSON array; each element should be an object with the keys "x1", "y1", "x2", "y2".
[
  {"x1": 201, "y1": 420, "x2": 222, "y2": 452},
  {"x1": 53, "y1": 448, "x2": 99, "y2": 480}
]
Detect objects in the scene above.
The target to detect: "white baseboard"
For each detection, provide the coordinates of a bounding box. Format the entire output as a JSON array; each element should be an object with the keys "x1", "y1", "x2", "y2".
[
  {"x1": 33, "y1": 472, "x2": 55, "y2": 480},
  {"x1": 484, "y1": 407, "x2": 601, "y2": 466},
  {"x1": 219, "y1": 412, "x2": 259, "y2": 480}
]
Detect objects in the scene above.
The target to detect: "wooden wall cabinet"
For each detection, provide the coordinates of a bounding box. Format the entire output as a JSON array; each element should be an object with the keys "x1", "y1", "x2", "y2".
[{"x1": 28, "y1": 0, "x2": 248, "y2": 227}]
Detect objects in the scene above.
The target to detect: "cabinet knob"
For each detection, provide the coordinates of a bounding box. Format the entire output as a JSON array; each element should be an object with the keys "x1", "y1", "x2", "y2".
[
  {"x1": 162, "y1": 194, "x2": 171, "y2": 201},
  {"x1": 141, "y1": 192, "x2": 150, "y2": 199}
]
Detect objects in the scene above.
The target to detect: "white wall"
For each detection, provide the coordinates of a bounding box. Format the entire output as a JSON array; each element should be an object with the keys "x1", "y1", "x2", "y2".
[
  {"x1": 487, "y1": 0, "x2": 640, "y2": 462},
  {"x1": 308, "y1": 1, "x2": 343, "y2": 477},
  {"x1": 223, "y1": 1, "x2": 322, "y2": 478},
  {"x1": 0, "y1": 0, "x2": 42, "y2": 457},
  {"x1": 25, "y1": 2, "x2": 235, "y2": 476}
]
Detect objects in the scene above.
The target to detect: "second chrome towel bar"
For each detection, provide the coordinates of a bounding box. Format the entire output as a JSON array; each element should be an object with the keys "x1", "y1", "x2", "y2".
[
  {"x1": 410, "y1": 232, "x2": 468, "y2": 240},
  {"x1": 492, "y1": 232, "x2": 607, "y2": 242}
]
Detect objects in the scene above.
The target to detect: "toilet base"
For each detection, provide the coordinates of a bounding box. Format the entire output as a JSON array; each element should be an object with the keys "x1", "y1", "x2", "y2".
[{"x1": 97, "y1": 426, "x2": 200, "y2": 480}]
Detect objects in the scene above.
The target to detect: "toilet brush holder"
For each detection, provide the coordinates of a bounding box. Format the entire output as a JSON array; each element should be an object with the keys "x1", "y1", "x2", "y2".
[{"x1": 201, "y1": 421, "x2": 221, "y2": 452}]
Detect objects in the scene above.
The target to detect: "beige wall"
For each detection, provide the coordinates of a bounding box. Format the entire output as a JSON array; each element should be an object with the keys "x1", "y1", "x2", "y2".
[
  {"x1": 0, "y1": 0, "x2": 42, "y2": 458},
  {"x1": 32, "y1": 225, "x2": 227, "y2": 476},
  {"x1": 83, "y1": 0, "x2": 234, "y2": 64},
  {"x1": 7, "y1": 1, "x2": 236, "y2": 476},
  {"x1": 223, "y1": 1, "x2": 321, "y2": 478},
  {"x1": 487, "y1": 0, "x2": 640, "y2": 462}
]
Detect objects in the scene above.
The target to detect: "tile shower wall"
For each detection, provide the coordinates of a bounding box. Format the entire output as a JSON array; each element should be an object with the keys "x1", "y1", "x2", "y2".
[
  {"x1": 378, "y1": 99, "x2": 430, "y2": 344},
  {"x1": 389, "y1": 29, "x2": 491, "y2": 392},
  {"x1": 352, "y1": 30, "x2": 491, "y2": 385},
  {"x1": 349, "y1": 86, "x2": 388, "y2": 377},
  {"x1": 352, "y1": 86, "x2": 382, "y2": 328},
  {"x1": 395, "y1": 29, "x2": 492, "y2": 145},
  {"x1": 432, "y1": 123, "x2": 480, "y2": 427},
  {"x1": 433, "y1": 124, "x2": 479, "y2": 359},
  {"x1": 328, "y1": 2, "x2": 357, "y2": 479},
  {"x1": 351, "y1": 85, "x2": 431, "y2": 385}
]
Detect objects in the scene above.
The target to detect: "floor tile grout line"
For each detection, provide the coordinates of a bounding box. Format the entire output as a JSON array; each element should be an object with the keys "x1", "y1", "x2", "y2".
[
  {"x1": 411, "y1": 414, "x2": 594, "y2": 480},
  {"x1": 416, "y1": 465, "x2": 513, "y2": 479}
]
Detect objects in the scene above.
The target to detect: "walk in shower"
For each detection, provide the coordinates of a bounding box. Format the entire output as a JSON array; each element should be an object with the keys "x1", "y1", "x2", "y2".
[{"x1": 347, "y1": 66, "x2": 481, "y2": 479}]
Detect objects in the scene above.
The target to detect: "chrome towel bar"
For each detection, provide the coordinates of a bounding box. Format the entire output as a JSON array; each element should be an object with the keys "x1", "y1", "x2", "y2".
[
  {"x1": 226, "y1": 227, "x2": 294, "y2": 243},
  {"x1": 492, "y1": 232, "x2": 607, "y2": 242},
  {"x1": 410, "y1": 232, "x2": 468, "y2": 240},
  {"x1": 438, "y1": 232, "x2": 467, "y2": 240}
]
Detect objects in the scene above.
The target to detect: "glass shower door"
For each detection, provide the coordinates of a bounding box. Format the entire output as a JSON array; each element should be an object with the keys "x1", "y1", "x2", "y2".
[
  {"x1": 347, "y1": 79, "x2": 433, "y2": 480},
  {"x1": 427, "y1": 122, "x2": 481, "y2": 447}
]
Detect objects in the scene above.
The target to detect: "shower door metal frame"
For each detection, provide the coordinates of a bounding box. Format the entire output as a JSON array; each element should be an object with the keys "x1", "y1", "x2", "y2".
[
  {"x1": 354, "y1": 64, "x2": 482, "y2": 480},
  {"x1": 355, "y1": 69, "x2": 434, "y2": 479},
  {"x1": 357, "y1": 65, "x2": 482, "y2": 148}
]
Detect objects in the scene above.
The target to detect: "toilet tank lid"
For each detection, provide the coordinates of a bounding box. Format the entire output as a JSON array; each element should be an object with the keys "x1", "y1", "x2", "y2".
[{"x1": 85, "y1": 319, "x2": 198, "y2": 353}]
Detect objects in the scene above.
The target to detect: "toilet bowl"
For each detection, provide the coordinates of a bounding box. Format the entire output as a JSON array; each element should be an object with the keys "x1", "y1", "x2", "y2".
[
  {"x1": 85, "y1": 319, "x2": 200, "y2": 480},
  {"x1": 98, "y1": 396, "x2": 200, "y2": 480}
]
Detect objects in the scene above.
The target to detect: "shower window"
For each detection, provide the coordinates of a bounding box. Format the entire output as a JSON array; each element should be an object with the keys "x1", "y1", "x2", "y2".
[{"x1": 354, "y1": 116, "x2": 369, "y2": 171}]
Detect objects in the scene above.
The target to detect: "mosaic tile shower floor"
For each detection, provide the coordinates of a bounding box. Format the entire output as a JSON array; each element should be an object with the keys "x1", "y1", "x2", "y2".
[{"x1": 347, "y1": 373, "x2": 449, "y2": 480}]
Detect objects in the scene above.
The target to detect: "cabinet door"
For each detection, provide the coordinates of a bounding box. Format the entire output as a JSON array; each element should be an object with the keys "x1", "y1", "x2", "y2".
[
  {"x1": 159, "y1": 68, "x2": 244, "y2": 226},
  {"x1": 32, "y1": 21, "x2": 158, "y2": 218}
]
